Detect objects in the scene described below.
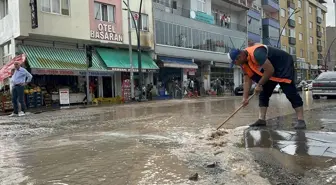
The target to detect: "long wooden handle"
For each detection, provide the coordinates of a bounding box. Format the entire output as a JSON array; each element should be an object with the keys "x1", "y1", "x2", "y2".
[{"x1": 216, "y1": 93, "x2": 256, "y2": 130}]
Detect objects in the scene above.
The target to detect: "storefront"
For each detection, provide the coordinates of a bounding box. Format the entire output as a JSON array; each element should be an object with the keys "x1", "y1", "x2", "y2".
[
  {"x1": 95, "y1": 47, "x2": 159, "y2": 101},
  {"x1": 16, "y1": 44, "x2": 114, "y2": 106},
  {"x1": 155, "y1": 56, "x2": 198, "y2": 97},
  {"x1": 295, "y1": 58, "x2": 309, "y2": 82}
]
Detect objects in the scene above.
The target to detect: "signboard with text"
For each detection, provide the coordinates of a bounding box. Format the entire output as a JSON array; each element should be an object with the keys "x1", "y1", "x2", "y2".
[
  {"x1": 31, "y1": 69, "x2": 114, "y2": 76},
  {"x1": 89, "y1": 0, "x2": 123, "y2": 42},
  {"x1": 59, "y1": 88, "x2": 70, "y2": 105}
]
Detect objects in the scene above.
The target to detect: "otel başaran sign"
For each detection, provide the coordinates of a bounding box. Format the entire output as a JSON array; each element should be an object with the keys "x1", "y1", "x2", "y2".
[
  {"x1": 89, "y1": 0, "x2": 123, "y2": 42},
  {"x1": 90, "y1": 23, "x2": 123, "y2": 42}
]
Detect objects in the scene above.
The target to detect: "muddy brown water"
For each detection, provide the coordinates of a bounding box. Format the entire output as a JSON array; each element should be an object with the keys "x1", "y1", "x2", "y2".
[{"x1": 0, "y1": 92, "x2": 336, "y2": 184}]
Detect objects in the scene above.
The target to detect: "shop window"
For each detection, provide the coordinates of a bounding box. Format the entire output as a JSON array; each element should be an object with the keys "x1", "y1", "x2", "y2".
[
  {"x1": 41, "y1": 0, "x2": 70, "y2": 16},
  {"x1": 131, "y1": 12, "x2": 149, "y2": 31},
  {"x1": 94, "y1": 2, "x2": 115, "y2": 23},
  {"x1": 0, "y1": 0, "x2": 8, "y2": 19}
]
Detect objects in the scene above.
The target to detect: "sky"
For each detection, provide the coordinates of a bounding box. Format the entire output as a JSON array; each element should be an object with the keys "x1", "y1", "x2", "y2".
[{"x1": 326, "y1": 0, "x2": 336, "y2": 26}]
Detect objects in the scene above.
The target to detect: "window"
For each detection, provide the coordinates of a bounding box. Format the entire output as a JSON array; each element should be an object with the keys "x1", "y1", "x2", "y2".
[
  {"x1": 94, "y1": 2, "x2": 115, "y2": 23},
  {"x1": 317, "y1": 8, "x2": 322, "y2": 18},
  {"x1": 300, "y1": 49, "x2": 304, "y2": 57},
  {"x1": 280, "y1": 8, "x2": 285, "y2": 17},
  {"x1": 131, "y1": 12, "x2": 149, "y2": 31},
  {"x1": 282, "y1": 45, "x2": 287, "y2": 51},
  {"x1": 317, "y1": 25, "x2": 321, "y2": 32},
  {"x1": 309, "y1": 6, "x2": 312, "y2": 14},
  {"x1": 288, "y1": 8, "x2": 295, "y2": 20},
  {"x1": 322, "y1": 27, "x2": 324, "y2": 33},
  {"x1": 310, "y1": 37, "x2": 313, "y2": 44},
  {"x1": 309, "y1": 22, "x2": 313, "y2": 29},
  {"x1": 317, "y1": 39, "x2": 321, "y2": 46},
  {"x1": 298, "y1": 16, "x2": 302, "y2": 24},
  {"x1": 289, "y1": 46, "x2": 296, "y2": 55},
  {"x1": 310, "y1": 52, "x2": 314, "y2": 60},
  {"x1": 298, "y1": 0, "x2": 301, "y2": 8},
  {"x1": 289, "y1": 28, "x2": 295, "y2": 38},
  {"x1": 0, "y1": 0, "x2": 8, "y2": 19},
  {"x1": 282, "y1": 29, "x2": 286, "y2": 36},
  {"x1": 299, "y1": 33, "x2": 303, "y2": 40},
  {"x1": 197, "y1": 0, "x2": 205, "y2": 12},
  {"x1": 41, "y1": 0, "x2": 70, "y2": 15}
]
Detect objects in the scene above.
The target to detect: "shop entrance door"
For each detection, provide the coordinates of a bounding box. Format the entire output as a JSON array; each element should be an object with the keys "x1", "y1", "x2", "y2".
[{"x1": 103, "y1": 76, "x2": 113, "y2": 98}]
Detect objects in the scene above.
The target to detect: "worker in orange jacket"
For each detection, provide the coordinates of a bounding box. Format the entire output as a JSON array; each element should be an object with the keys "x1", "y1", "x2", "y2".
[{"x1": 228, "y1": 44, "x2": 306, "y2": 129}]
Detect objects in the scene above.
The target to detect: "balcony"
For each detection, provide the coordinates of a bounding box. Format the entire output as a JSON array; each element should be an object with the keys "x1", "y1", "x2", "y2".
[
  {"x1": 153, "y1": 1, "x2": 247, "y2": 33},
  {"x1": 317, "y1": 31, "x2": 322, "y2": 38},
  {"x1": 317, "y1": 45, "x2": 323, "y2": 52},
  {"x1": 288, "y1": 19, "x2": 295, "y2": 28},
  {"x1": 287, "y1": 0, "x2": 295, "y2": 9},
  {"x1": 262, "y1": 0, "x2": 279, "y2": 12},
  {"x1": 318, "y1": 53, "x2": 323, "y2": 60},
  {"x1": 262, "y1": 18, "x2": 280, "y2": 29},
  {"x1": 317, "y1": 16, "x2": 322, "y2": 24},
  {"x1": 289, "y1": 37, "x2": 296, "y2": 45}
]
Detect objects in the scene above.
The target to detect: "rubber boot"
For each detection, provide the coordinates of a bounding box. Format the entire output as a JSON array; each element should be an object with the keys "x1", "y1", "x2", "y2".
[{"x1": 249, "y1": 119, "x2": 267, "y2": 127}]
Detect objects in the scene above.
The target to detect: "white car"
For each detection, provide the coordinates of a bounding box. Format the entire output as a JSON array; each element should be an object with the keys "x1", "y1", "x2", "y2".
[
  {"x1": 312, "y1": 72, "x2": 336, "y2": 99},
  {"x1": 273, "y1": 84, "x2": 281, "y2": 93}
]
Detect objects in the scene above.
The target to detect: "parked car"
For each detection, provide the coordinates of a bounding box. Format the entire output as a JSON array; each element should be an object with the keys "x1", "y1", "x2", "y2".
[
  {"x1": 312, "y1": 72, "x2": 336, "y2": 99},
  {"x1": 273, "y1": 84, "x2": 282, "y2": 93},
  {"x1": 234, "y1": 84, "x2": 256, "y2": 96}
]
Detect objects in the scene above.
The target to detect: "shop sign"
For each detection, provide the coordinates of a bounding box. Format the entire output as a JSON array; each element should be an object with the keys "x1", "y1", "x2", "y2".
[
  {"x1": 89, "y1": 0, "x2": 123, "y2": 42},
  {"x1": 109, "y1": 68, "x2": 158, "y2": 72},
  {"x1": 78, "y1": 71, "x2": 113, "y2": 76},
  {"x1": 59, "y1": 88, "x2": 70, "y2": 105},
  {"x1": 90, "y1": 23, "x2": 123, "y2": 42},
  {"x1": 32, "y1": 69, "x2": 75, "y2": 75},
  {"x1": 184, "y1": 68, "x2": 196, "y2": 75},
  {"x1": 190, "y1": 11, "x2": 214, "y2": 25}
]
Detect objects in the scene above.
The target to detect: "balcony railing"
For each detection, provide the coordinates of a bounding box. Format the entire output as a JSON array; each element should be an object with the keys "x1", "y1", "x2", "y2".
[
  {"x1": 153, "y1": 0, "x2": 247, "y2": 33},
  {"x1": 155, "y1": 20, "x2": 246, "y2": 54}
]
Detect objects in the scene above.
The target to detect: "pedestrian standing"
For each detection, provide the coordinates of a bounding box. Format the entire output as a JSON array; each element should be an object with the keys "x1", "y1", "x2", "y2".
[
  {"x1": 9, "y1": 62, "x2": 33, "y2": 117},
  {"x1": 9, "y1": 68, "x2": 22, "y2": 112},
  {"x1": 228, "y1": 44, "x2": 306, "y2": 129}
]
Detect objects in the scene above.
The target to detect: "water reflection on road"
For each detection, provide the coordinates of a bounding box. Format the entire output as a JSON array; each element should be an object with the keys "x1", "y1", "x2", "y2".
[{"x1": 0, "y1": 92, "x2": 335, "y2": 184}]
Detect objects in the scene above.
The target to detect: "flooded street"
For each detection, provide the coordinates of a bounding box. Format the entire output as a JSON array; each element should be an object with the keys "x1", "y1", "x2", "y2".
[{"x1": 1, "y1": 92, "x2": 336, "y2": 185}]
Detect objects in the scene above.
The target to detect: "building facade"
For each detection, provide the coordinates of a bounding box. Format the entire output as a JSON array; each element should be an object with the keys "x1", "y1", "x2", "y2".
[
  {"x1": 326, "y1": 26, "x2": 336, "y2": 71},
  {"x1": 247, "y1": 0, "x2": 262, "y2": 44},
  {"x1": 279, "y1": 0, "x2": 327, "y2": 82},
  {"x1": 153, "y1": 0, "x2": 250, "y2": 91},
  {"x1": 0, "y1": 0, "x2": 158, "y2": 102},
  {"x1": 261, "y1": 0, "x2": 280, "y2": 47}
]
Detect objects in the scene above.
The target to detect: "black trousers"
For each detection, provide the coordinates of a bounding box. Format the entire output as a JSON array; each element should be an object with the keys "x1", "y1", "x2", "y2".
[{"x1": 259, "y1": 80, "x2": 303, "y2": 109}]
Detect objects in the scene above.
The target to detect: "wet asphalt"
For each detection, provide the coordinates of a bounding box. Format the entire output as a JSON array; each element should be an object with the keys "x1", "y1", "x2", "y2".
[{"x1": 0, "y1": 91, "x2": 335, "y2": 184}]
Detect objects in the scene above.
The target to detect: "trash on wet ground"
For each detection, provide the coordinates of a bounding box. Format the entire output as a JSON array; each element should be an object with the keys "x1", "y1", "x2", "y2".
[
  {"x1": 188, "y1": 173, "x2": 199, "y2": 181},
  {"x1": 206, "y1": 162, "x2": 219, "y2": 168},
  {"x1": 207, "y1": 141, "x2": 227, "y2": 147},
  {"x1": 207, "y1": 129, "x2": 228, "y2": 140}
]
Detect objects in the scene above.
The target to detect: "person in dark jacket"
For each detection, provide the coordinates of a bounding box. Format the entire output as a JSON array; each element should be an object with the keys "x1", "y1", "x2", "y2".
[{"x1": 228, "y1": 44, "x2": 306, "y2": 129}]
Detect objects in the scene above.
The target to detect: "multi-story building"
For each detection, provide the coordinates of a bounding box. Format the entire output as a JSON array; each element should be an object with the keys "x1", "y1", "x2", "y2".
[
  {"x1": 261, "y1": 0, "x2": 280, "y2": 47},
  {"x1": 0, "y1": 0, "x2": 158, "y2": 101},
  {"x1": 279, "y1": 0, "x2": 327, "y2": 81},
  {"x1": 153, "y1": 0, "x2": 250, "y2": 91},
  {"x1": 247, "y1": 0, "x2": 262, "y2": 44},
  {"x1": 326, "y1": 26, "x2": 336, "y2": 71}
]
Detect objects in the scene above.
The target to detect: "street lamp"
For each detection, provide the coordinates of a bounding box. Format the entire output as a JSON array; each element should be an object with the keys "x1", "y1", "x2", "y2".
[
  {"x1": 123, "y1": 0, "x2": 144, "y2": 101},
  {"x1": 277, "y1": 8, "x2": 300, "y2": 48},
  {"x1": 323, "y1": 37, "x2": 336, "y2": 72}
]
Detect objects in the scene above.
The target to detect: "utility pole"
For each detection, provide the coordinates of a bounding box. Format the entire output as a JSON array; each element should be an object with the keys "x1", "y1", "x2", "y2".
[
  {"x1": 127, "y1": 0, "x2": 135, "y2": 100},
  {"x1": 85, "y1": 45, "x2": 93, "y2": 104}
]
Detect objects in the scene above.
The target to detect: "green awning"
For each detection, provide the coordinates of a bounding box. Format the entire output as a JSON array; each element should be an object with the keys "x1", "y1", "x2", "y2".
[
  {"x1": 19, "y1": 45, "x2": 110, "y2": 76},
  {"x1": 96, "y1": 48, "x2": 159, "y2": 72}
]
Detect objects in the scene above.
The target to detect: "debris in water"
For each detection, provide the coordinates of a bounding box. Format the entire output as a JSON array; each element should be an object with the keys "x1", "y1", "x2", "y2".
[
  {"x1": 214, "y1": 150, "x2": 224, "y2": 155},
  {"x1": 207, "y1": 141, "x2": 227, "y2": 147},
  {"x1": 206, "y1": 162, "x2": 219, "y2": 168},
  {"x1": 198, "y1": 136, "x2": 204, "y2": 140},
  {"x1": 208, "y1": 130, "x2": 228, "y2": 140},
  {"x1": 188, "y1": 173, "x2": 199, "y2": 181}
]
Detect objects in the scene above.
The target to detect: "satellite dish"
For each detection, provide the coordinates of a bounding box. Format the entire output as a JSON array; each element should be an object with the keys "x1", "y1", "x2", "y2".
[{"x1": 190, "y1": 11, "x2": 196, "y2": 19}]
